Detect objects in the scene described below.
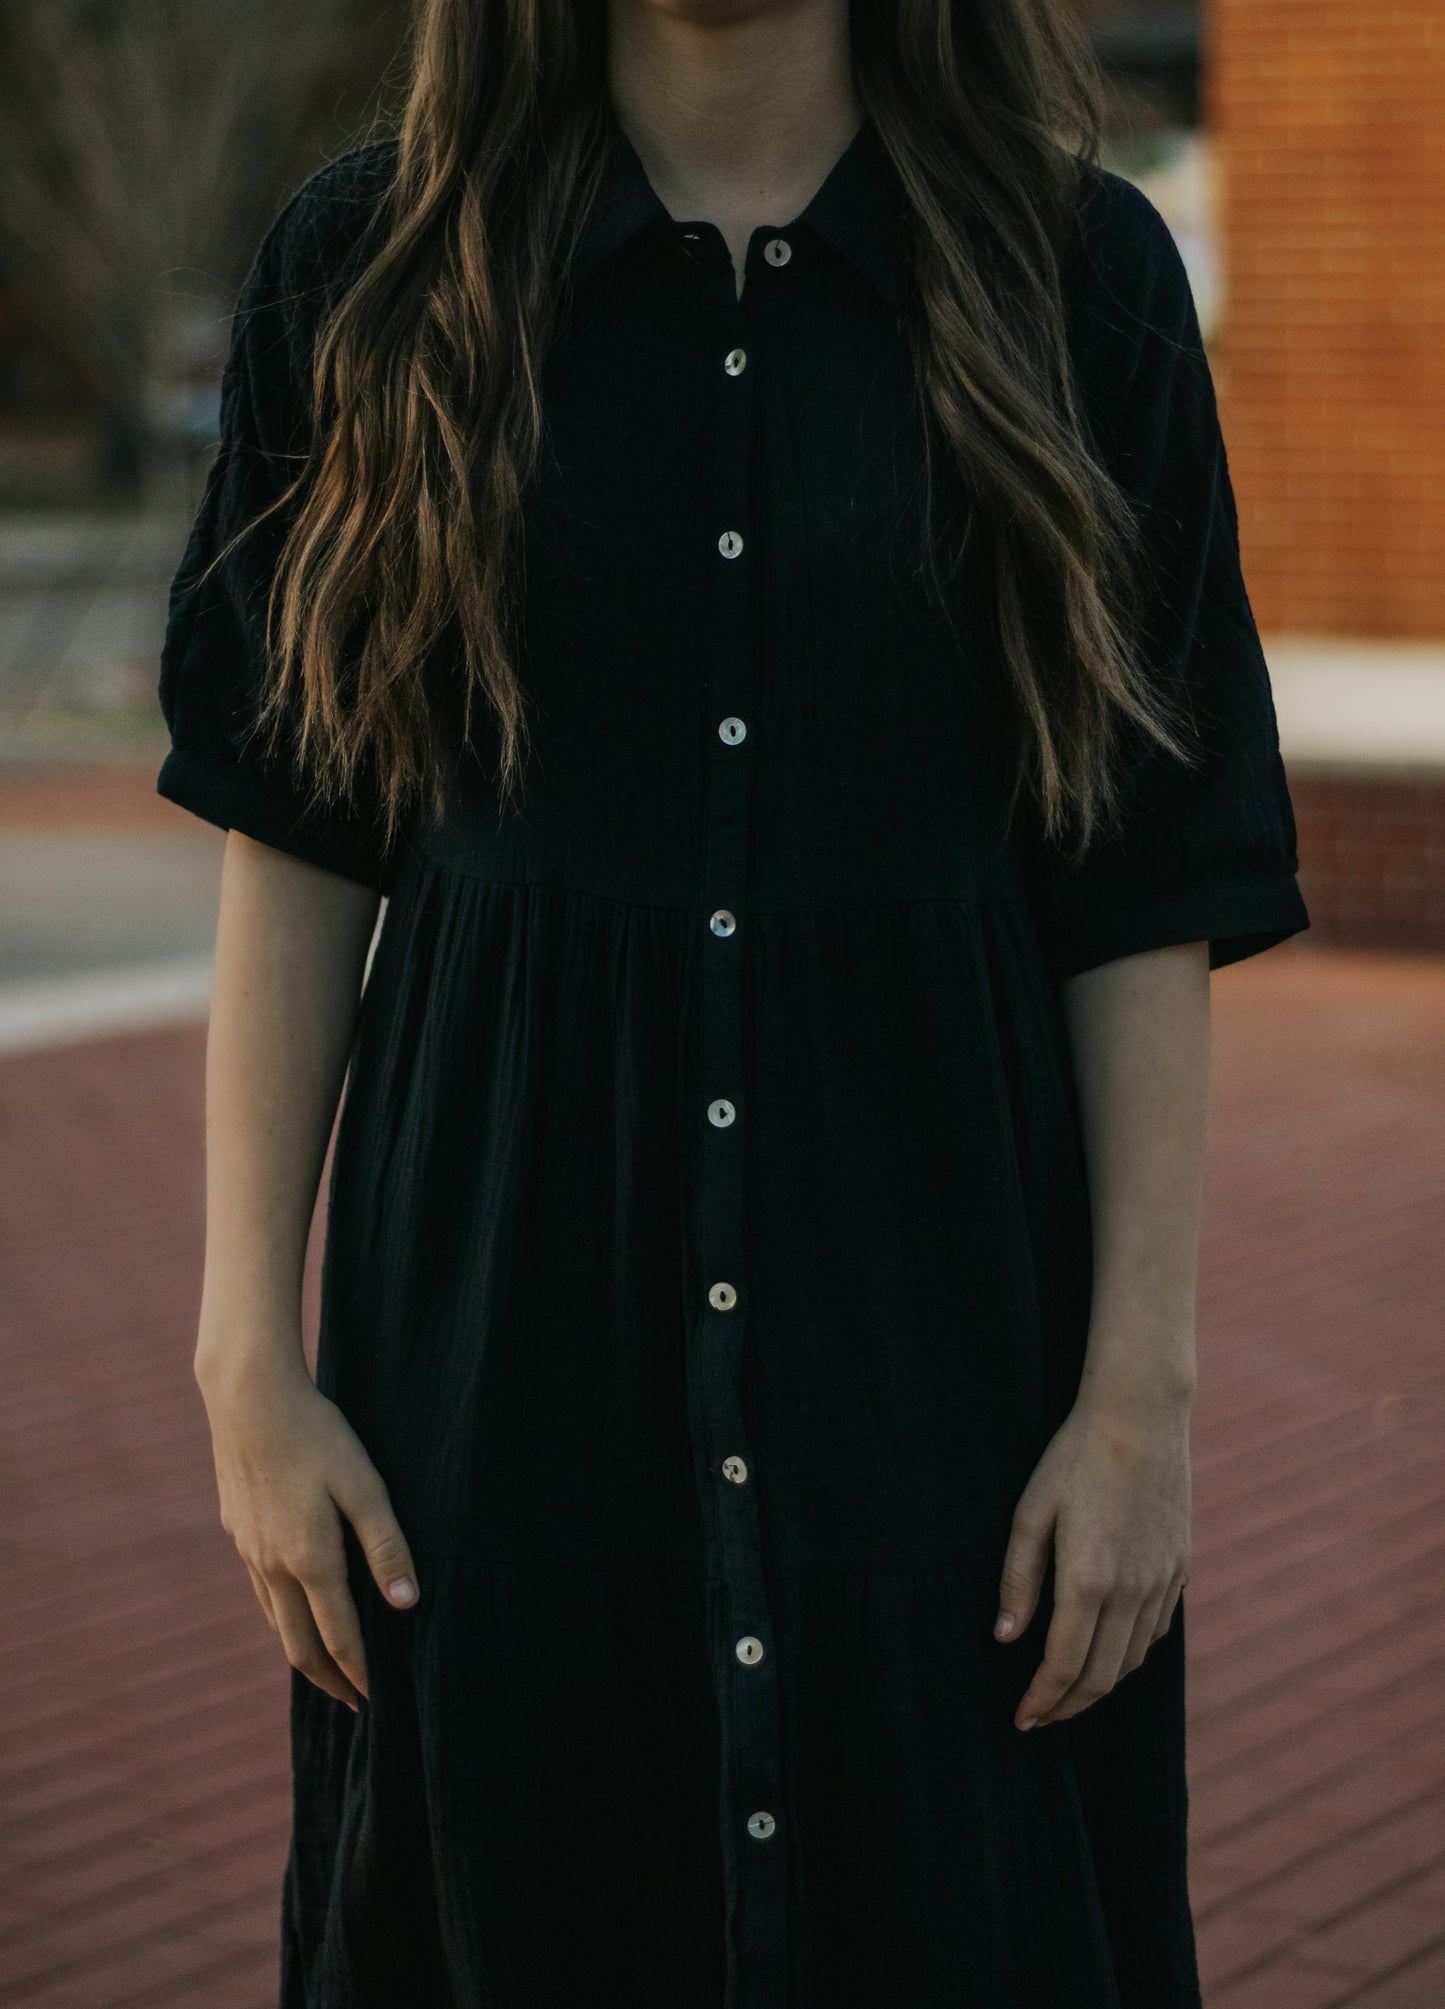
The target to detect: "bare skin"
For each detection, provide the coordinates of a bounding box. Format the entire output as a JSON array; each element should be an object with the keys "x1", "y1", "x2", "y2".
[
  {"x1": 996, "y1": 942, "x2": 1205, "y2": 1730},
  {"x1": 194, "y1": 832, "x2": 417, "y2": 1712},
  {"x1": 194, "y1": 0, "x2": 1202, "y2": 1729},
  {"x1": 608, "y1": 0, "x2": 861, "y2": 296}
]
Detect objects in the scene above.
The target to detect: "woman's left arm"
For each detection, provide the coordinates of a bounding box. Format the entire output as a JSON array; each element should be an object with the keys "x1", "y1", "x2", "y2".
[{"x1": 995, "y1": 938, "x2": 1209, "y2": 1730}]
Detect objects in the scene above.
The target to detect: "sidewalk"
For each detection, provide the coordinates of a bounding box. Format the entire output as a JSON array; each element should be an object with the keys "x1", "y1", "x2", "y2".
[
  {"x1": 0, "y1": 942, "x2": 1441, "y2": 2007},
  {"x1": 0, "y1": 756, "x2": 221, "y2": 1047}
]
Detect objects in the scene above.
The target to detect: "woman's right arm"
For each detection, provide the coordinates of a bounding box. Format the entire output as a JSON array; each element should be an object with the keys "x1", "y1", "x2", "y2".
[{"x1": 194, "y1": 828, "x2": 420, "y2": 1712}]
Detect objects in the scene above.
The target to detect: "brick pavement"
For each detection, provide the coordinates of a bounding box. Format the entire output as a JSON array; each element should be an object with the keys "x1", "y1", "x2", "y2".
[{"x1": 0, "y1": 942, "x2": 1441, "y2": 2007}]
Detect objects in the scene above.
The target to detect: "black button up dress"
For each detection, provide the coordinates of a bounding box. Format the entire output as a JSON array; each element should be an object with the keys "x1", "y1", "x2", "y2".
[{"x1": 157, "y1": 108, "x2": 1311, "y2": 2009}]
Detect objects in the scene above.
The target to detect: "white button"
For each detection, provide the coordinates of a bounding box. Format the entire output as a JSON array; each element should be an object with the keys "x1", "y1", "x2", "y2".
[
  {"x1": 709, "y1": 1281, "x2": 738, "y2": 1311},
  {"x1": 724, "y1": 347, "x2": 747, "y2": 375},
  {"x1": 718, "y1": 716, "x2": 747, "y2": 745},
  {"x1": 718, "y1": 530, "x2": 744, "y2": 560},
  {"x1": 708, "y1": 1098, "x2": 736, "y2": 1127},
  {"x1": 747, "y1": 1810, "x2": 777, "y2": 1839},
  {"x1": 735, "y1": 1635, "x2": 765, "y2": 1665},
  {"x1": 763, "y1": 237, "x2": 791, "y2": 267},
  {"x1": 709, "y1": 908, "x2": 736, "y2": 936},
  {"x1": 721, "y1": 1455, "x2": 749, "y2": 1484}
]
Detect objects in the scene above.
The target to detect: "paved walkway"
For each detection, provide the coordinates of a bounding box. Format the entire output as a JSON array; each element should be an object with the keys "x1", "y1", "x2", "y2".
[
  {"x1": 0, "y1": 941, "x2": 1441, "y2": 2007},
  {"x1": 0, "y1": 517, "x2": 185, "y2": 735},
  {"x1": 0, "y1": 757, "x2": 223, "y2": 998}
]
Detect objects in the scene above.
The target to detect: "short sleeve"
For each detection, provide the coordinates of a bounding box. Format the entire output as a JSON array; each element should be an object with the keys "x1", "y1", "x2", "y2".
[
  {"x1": 1020, "y1": 170, "x2": 1310, "y2": 983},
  {"x1": 156, "y1": 151, "x2": 400, "y2": 894}
]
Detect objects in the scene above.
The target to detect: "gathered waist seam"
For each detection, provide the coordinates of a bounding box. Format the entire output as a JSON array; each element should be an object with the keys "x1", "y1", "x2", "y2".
[{"x1": 400, "y1": 847, "x2": 1033, "y2": 920}]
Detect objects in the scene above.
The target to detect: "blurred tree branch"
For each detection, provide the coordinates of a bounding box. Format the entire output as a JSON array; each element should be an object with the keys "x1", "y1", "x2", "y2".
[{"x1": 0, "y1": 0, "x2": 388, "y2": 504}]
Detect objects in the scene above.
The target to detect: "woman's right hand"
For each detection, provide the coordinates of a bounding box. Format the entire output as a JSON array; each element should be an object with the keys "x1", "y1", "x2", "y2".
[{"x1": 195, "y1": 1345, "x2": 420, "y2": 1711}]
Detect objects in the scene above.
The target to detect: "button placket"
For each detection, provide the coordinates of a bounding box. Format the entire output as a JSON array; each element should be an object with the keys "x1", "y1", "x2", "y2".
[{"x1": 690, "y1": 240, "x2": 788, "y2": 2004}]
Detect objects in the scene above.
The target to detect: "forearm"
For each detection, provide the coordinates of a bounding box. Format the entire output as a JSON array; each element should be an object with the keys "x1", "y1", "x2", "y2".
[
  {"x1": 1059, "y1": 939, "x2": 1212, "y2": 1412},
  {"x1": 195, "y1": 830, "x2": 382, "y2": 1389}
]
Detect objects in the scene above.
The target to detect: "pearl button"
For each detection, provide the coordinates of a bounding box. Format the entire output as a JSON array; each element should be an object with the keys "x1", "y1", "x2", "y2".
[
  {"x1": 718, "y1": 716, "x2": 747, "y2": 745},
  {"x1": 735, "y1": 1635, "x2": 765, "y2": 1665},
  {"x1": 763, "y1": 237, "x2": 791, "y2": 267},
  {"x1": 718, "y1": 530, "x2": 744, "y2": 560},
  {"x1": 708, "y1": 1098, "x2": 736, "y2": 1127},
  {"x1": 709, "y1": 908, "x2": 736, "y2": 937},
  {"x1": 747, "y1": 1810, "x2": 777, "y2": 1839},
  {"x1": 724, "y1": 347, "x2": 747, "y2": 375},
  {"x1": 721, "y1": 1455, "x2": 749, "y2": 1484},
  {"x1": 709, "y1": 1281, "x2": 738, "y2": 1311}
]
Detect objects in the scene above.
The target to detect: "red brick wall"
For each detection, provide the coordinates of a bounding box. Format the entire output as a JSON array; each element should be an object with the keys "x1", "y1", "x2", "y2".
[
  {"x1": 1291, "y1": 773, "x2": 1445, "y2": 952},
  {"x1": 1209, "y1": 0, "x2": 1445, "y2": 638}
]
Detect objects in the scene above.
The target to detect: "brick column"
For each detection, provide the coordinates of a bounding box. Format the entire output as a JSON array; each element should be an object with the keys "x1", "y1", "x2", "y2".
[{"x1": 1209, "y1": 0, "x2": 1445, "y2": 638}]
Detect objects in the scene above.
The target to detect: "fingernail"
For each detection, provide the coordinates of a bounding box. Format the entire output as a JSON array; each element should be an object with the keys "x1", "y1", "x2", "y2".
[
  {"x1": 389, "y1": 1576, "x2": 418, "y2": 1605},
  {"x1": 1018, "y1": 1717, "x2": 1037, "y2": 1732},
  {"x1": 995, "y1": 1612, "x2": 1016, "y2": 1638}
]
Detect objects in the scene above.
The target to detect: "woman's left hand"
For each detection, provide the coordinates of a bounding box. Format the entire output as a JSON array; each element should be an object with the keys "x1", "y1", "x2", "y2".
[{"x1": 993, "y1": 1381, "x2": 1192, "y2": 1730}]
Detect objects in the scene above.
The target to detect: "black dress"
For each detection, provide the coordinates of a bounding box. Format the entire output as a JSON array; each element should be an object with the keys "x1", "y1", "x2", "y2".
[{"x1": 157, "y1": 108, "x2": 1310, "y2": 2009}]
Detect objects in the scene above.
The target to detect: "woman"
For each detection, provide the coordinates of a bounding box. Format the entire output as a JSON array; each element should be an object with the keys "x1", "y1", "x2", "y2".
[{"x1": 157, "y1": 0, "x2": 1309, "y2": 2001}]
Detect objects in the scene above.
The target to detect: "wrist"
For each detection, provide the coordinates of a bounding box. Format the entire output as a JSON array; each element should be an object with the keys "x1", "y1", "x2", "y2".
[
  {"x1": 1074, "y1": 1365, "x2": 1196, "y2": 1435},
  {"x1": 1076, "y1": 1326, "x2": 1197, "y2": 1421},
  {"x1": 193, "y1": 1306, "x2": 309, "y2": 1402}
]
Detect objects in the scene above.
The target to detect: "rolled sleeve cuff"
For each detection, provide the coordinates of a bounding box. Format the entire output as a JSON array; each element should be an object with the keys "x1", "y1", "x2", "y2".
[
  {"x1": 1036, "y1": 870, "x2": 1312, "y2": 983},
  {"x1": 156, "y1": 744, "x2": 394, "y2": 894}
]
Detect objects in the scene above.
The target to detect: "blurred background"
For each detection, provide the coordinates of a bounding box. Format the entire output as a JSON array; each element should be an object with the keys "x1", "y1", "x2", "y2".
[{"x1": 1, "y1": 3, "x2": 1442, "y2": 2005}]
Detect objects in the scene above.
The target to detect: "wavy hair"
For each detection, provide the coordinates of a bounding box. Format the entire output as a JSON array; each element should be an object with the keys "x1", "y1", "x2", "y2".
[{"x1": 229, "y1": 0, "x2": 1199, "y2": 870}]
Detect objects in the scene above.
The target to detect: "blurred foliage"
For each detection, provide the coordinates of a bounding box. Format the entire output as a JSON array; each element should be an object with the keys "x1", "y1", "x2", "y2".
[{"x1": 0, "y1": 1, "x2": 413, "y2": 508}]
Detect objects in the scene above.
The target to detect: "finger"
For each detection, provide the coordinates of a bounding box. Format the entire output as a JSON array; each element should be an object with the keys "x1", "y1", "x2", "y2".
[
  {"x1": 304, "y1": 1571, "x2": 370, "y2": 1703},
  {"x1": 1016, "y1": 1581, "x2": 1100, "y2": 1729},
  {"x1": 1036, "y1": 1594, "x2": 1141, "y2": 1724},
  {"x1": 338, "y1": 1476, "x2": 420, "y2": 1612},
  {"x1": 995, "y1": 1502, "x2": 1054, "y2": 1643},
  {"x1": 1153, "y1": 1569, "x2": 1188, "y2": 1643},
  {"x1": 244, "y1": 1559, "x2": 278, "y2": 1630},
  {"x1": 1118, "y1": 1581, "x2": 1172, "y2": 1678},
  {"x1": 270, "y1": 1574, "x2": 361, "y2": 1711},
  {"x1": 288, "y1": 1516, "x2": 370, "y2": 1698}
]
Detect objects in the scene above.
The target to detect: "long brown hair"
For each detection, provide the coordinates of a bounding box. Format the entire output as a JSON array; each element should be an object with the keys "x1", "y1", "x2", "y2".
[{"x1": 238, "y1": 0, "x2": 1200, "y2": 872}]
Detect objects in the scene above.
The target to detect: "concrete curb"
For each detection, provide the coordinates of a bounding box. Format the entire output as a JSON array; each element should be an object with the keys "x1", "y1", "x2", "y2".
[{"x1": 0, "y1": 955, "x2": 212, "y2": 1055}]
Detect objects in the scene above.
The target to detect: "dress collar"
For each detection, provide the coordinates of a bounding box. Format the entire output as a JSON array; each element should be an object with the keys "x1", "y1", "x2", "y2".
[{"x1": 570, "y1": 108, "x2": 911, "y2": 310}]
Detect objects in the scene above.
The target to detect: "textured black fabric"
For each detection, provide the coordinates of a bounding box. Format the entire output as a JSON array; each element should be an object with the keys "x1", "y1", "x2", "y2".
[{"x1": 158, "y1": 107, "x2": 1309, "y2": 2009}]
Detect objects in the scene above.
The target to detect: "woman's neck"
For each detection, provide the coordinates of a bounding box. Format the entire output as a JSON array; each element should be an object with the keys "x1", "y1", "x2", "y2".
[{"x1": 605, "y1": 0, "x2": 862, "y2": 261}]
